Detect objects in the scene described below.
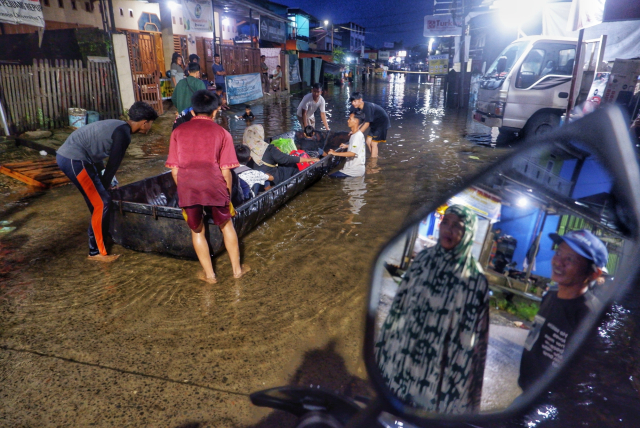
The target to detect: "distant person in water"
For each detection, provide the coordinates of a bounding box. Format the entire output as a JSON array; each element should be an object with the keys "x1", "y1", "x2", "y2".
[
  {"x1": 166, "y1": 90, "x2": 250, "y2": 283},
  {"x1": 242, "y1": 105, "x2": 254, "y2": 120},
  {"x1": 328, "y1": 110, "x2": 366, "y2": 178},
  {"x1": 56, "y1": 101, "x2": 158, "y2": 262}
]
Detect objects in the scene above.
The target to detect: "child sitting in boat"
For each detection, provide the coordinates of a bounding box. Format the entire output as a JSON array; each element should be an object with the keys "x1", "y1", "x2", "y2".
[
  {"x1": 234, "y1": 145, "x2": 273, "y2": 199},
  {"x1": 295, "y1": 125, "x2": 327, "y2": 158}
]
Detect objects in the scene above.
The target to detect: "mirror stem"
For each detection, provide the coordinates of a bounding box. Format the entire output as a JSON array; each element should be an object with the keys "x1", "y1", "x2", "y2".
[{"x1": 343, "y1": 396, "x2": 384, "y2": 428}]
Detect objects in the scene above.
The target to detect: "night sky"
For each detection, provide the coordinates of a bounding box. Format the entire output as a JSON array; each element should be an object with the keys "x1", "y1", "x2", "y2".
[{"x1": 285, "y1": 0, "x2": 435, "y2": 49}]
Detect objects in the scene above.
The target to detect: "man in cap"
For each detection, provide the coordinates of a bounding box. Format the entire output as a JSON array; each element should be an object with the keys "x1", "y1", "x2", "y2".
[{"x1": 518, "y1": 229, "x2": 608, "y2": 391}]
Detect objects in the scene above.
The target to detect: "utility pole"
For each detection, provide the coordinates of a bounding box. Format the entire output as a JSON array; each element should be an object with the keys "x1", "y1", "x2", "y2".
[{"x1": 457, "y1": 0, "x2": 467, "y2": 109}]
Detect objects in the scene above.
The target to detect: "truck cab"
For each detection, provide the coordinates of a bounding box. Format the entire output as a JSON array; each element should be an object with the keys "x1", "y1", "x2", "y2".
[{"x1": 474, "y1": 36, "x2": 583, "y2": 138}]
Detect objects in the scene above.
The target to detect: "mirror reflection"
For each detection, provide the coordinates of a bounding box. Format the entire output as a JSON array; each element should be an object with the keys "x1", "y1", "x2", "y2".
[{"x1": 373, "y1": 140, "x2": 634, "y2": 415}]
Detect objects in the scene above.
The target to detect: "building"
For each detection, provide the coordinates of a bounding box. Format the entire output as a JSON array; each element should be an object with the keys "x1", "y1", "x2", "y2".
[{"x1": 334, "y1": 22, "x2": 365, "y2": 53}]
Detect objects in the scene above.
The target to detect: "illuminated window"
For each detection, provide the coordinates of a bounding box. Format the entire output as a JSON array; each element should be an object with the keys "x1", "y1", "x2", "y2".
[
  {"x1": 129, "y1": 9, "x2": 133, "y2": 18},
  {"x1": 58, "y1": 0, "x2": 63, "y2": 8}
]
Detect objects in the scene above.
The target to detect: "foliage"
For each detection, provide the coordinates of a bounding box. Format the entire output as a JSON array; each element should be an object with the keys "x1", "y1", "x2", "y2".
[
  {"x1": 323, "y1": 72, "x2": 335, "y2": 81},
  {"x1": 332, "y1": 46, "x2": 346, "y2": 64},
  {"x1": 491, "y1": 296, "x2": 539, "y2": 322}
]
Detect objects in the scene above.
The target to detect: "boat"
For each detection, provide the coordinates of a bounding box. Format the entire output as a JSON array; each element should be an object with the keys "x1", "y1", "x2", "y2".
[{"x1": 109, "y1": 130, "x2": 349, "y2": 259}]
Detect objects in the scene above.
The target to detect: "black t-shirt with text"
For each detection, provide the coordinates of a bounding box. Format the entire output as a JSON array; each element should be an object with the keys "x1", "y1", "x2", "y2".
[{"x1": 518, "y1": 290, "x2": 600, "y2": 390}]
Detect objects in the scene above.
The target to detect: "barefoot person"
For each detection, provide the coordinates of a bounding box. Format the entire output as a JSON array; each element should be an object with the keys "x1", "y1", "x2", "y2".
[
  {"x1": 56, "y1": 101, "x2": 158, "y2": 262},
  {"x1": 349, "y1": 92, "x2": 391, "y2": 158},
  {"x1": 166, "y1": 90, "x2": 249, "y2": 282}
]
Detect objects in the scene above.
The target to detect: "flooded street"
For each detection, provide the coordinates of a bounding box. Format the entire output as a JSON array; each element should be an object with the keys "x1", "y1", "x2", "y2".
[{"x1": 0, "y1": 75, "x2": 508, "y2": 427}]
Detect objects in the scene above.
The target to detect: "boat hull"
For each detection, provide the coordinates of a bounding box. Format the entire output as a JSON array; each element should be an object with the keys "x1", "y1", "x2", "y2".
[{"x1": 109, "y1": 131, "x2": 348, "y2": 258}]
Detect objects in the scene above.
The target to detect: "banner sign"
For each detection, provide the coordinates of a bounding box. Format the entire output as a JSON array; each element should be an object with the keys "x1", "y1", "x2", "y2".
[
  {"x1": 423, "y1": 14, "x2": 459, "y2": 37},
  {"x1": 448, "y1": 187, "x2": 502, "y2": 223},
  {"x1": 225, "y1": 73, "x2": 263, "y2": 105},
  {"x1": 566, "y1": 0, "x2": 604, "y2": 32},
  {"x1": 260, "y1": 17, "x2": 286, "y2": 44},
  {"x1": 0, "y1": 0, "x2": 44, "y2": 27},
  {"x1": 289, "y1": 55, "x2": 301, "y2": 85},
  {"x1": 182, "y1": 0, "x2": 213, "y2": 32},
  {"x1": 429, "y1": 54, "x2": 448, "y2": 75},
  {"x1": 378, "y1": 51, "x2": 390, "y2": 60}
]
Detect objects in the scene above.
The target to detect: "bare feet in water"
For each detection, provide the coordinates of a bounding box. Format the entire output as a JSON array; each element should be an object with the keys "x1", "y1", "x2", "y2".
[
  {"x1": 234, "y1": 264, "x2": 251, "y2": 279},
  {"x1": 87, "y1": 254, "x2": 121, "y2": 262},
  {"x1": 198, "y1": 270, "x2": 218, "y2": 284}
]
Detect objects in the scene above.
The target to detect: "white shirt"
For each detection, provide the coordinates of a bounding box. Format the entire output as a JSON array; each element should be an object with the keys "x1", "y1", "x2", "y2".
[
  {"x1": 296, "y1": 93, "x2": 326, "y2": 118},
  {"x1": 341, "y1": 131, "x2": 366, "y2": 177},
  {"x1": 238, "y1": 169, "x2": 270, "y2": 197}
]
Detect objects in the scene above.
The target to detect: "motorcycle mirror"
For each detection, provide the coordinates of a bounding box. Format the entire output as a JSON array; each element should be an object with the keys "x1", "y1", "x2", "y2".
[{"x1": 361, "y1": 106, "x2": 640, "y2": 425}]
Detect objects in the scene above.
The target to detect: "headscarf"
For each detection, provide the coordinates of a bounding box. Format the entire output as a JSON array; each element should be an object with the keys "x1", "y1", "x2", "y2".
[
  {"x1": 243, "y1": 123, "x2": 268, "y2": 166},
  {"x1": 375, "y1": 205, "x2": 489, "y2": 414}
]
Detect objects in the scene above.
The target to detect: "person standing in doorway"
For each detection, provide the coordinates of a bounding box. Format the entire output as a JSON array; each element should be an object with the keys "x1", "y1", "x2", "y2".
[
  {"x1": 166, "y1": 90, "x2": 250, "y2": 283},
  {"x1": 56, "y1": 102, "x2": 158, "y2": 262},
  {"x1": 296, "y1": 83, "x2": 330, "y2": 131},
  {"x1": 349, "y1": 92, "x2": 391, "y2": 158},
  {"x1": 170, "y1": 52, "x2": 185, "y2": 87},
  {"x1": 260, "y1": 55, "x2": 270, "y2": 93},
  {"x1": 172, "y1": 63, "x2": 206, "y2": 113}
]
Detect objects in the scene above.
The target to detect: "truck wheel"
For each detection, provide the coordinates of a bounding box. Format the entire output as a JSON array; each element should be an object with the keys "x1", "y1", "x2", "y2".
[{"x1": 523, "y1": 112, "x2": 560, "y2": 138}]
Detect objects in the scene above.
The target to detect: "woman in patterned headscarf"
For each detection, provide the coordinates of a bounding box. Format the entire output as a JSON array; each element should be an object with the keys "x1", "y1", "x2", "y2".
[{"x1": 375, "y1": 205, "x2": 489, "y2": 414}]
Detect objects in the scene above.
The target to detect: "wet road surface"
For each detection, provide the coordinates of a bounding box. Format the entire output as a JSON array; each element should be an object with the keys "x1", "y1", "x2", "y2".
[{"x1": 0, "y1": 74, "x2": 508, "y2": 426}]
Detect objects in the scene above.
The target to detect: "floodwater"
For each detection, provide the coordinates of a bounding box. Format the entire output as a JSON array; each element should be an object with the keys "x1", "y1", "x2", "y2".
[{"x1": 0, "y1": 74, "x2": 512, "y2": 427}]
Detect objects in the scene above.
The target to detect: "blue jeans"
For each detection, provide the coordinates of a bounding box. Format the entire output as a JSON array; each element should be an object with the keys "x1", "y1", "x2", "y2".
[{"x1": 329, "y1": 171, "x2": 351, "y2": 178}]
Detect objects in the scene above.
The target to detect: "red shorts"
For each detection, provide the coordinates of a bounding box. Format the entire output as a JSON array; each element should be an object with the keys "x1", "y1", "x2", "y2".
[{"x1": 182, "y1": 205, "x2": 231, "y2": 231}]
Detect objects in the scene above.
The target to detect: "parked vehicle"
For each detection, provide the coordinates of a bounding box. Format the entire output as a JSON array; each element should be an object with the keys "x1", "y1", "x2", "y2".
[{"x1": 474, "y1": 36, "x2": 605, "y2": 139}]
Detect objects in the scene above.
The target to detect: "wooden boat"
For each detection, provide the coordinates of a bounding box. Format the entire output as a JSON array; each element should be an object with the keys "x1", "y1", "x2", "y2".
[{"x1": 109, "y1": 130, "x2": 349, "y2": 259}]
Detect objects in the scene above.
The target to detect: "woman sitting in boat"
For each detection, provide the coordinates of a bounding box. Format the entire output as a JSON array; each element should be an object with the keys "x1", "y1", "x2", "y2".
[{"x1": 242, "y1": 119, "x2": 319, "y2": 185}]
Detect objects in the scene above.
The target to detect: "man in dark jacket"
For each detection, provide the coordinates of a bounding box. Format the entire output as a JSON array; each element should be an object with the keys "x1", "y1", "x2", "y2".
[{"x1": 56, "y1": 102, "x2": 158, "y2": 262}]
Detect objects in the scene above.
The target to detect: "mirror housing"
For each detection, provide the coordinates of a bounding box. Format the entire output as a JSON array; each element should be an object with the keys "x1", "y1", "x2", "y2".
[{"x1": 362, "y1": 106, "x2": 640, "y2": 425}]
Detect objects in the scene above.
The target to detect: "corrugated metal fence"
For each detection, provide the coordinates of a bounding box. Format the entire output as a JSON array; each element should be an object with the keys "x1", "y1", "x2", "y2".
[{"x1": 0, "y1": 59, "x2": 121, "y2": 134}]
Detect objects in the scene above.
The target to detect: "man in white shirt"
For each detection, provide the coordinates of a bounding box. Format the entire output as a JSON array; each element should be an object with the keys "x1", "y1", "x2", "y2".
[
  {"x1": 328, "y1": 111, "x2": 366, "y2": 178},
  {"x1": 296, "y1": 83, "x2": 330, "y2": 131}
]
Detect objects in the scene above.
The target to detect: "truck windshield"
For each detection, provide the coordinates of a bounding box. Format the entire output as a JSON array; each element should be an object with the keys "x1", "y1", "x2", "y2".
[{"x1": 484, "y1": 41, "x2": 529, "y2": 79}]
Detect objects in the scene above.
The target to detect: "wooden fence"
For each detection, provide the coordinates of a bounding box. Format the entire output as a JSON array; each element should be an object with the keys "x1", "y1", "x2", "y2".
[
  {"x1": 219, "y1": 45, "x2": 261, "y2": 76},
  {"x1": 0, "y1": 59, "x2": 121, "y2": 134}
]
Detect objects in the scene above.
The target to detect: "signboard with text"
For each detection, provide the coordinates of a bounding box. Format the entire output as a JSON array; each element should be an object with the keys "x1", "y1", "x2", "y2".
[
  {"x1": 182, "y1": 0, "x2": 213, "y2": 32},
  {"x1": 423, "y1": 14, "x2": 459, "y2": 37},
  {"x1": 429, "y1": 54, "x2": 448, "y2": 75},
  {"x1": 260, "y1": 17, "x2": 286, "y2": 44},
  {"x1": 289, "y1": 56, "x2": 301, "y2": 85},
  {"x1": 0, "y1": 0, "x2": 44, "y2": 27},
  {"x1": 225, "y1": 73, "x2": 263, "y2": 105},
  {"x1": 378, "y1": 51, "x2": 390, "y2": 61}
]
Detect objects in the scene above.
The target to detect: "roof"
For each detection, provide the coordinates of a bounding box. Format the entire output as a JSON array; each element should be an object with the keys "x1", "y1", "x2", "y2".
[{"x1": 215, "y1": 0, "x2": 289, "y2": 22}]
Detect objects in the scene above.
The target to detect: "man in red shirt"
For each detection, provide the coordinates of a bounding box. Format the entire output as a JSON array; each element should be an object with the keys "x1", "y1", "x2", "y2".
[{"x1": 166, "y1": 90, "x2": 249, "y2": 282}]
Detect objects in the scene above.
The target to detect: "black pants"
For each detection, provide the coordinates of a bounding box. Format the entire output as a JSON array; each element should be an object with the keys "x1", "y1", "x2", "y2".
[{"x1": 56, "y1": 154, "x2": 111, "y2": 256}]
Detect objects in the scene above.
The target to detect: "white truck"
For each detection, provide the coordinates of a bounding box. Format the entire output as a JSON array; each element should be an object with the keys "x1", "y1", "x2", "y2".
[{"x1": 473, "y1": 36, "x2": 605, "y2": 138}]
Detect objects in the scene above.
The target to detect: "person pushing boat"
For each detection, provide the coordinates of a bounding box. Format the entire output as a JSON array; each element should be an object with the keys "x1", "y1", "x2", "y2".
[{"x1": 56, "y1": 101, "x2": 158, "y2": 262}]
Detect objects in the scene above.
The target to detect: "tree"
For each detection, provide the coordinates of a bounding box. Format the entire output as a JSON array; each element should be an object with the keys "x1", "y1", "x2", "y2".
[{"x1": 332, "y1": 46, "x2": 346, "y2": 64}]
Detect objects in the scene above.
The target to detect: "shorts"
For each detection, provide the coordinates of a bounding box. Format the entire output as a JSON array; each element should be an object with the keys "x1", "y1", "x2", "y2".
[
  {"x1": 182, "y1": 204, "x2": 231, "y2": 231},
  {"x1": 369, "y1": 122, "x2": 388, "y2": 143}
]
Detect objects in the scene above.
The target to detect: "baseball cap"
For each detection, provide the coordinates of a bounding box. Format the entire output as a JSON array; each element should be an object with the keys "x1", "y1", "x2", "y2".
[{"x1": 549, "y1": 229, "x2": 608, "y2": 269}]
